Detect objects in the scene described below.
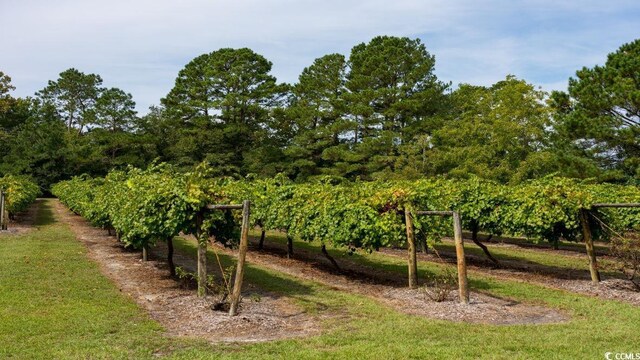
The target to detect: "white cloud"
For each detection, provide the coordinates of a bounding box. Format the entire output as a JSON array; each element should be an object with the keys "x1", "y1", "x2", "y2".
[{"x1": 1, "y1": 0, "x2": 638, "y2": 112}]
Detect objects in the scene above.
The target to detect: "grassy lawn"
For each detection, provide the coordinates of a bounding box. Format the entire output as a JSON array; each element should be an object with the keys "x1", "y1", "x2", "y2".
[
  {"x1": 1, "y1": 199, "x2": 639, "y2": 359},
  {"x1": 0, "y1": 201, "x2": 211, "y2": 358}
]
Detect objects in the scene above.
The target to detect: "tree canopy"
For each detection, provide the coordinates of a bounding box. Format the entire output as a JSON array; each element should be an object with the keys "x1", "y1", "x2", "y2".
[
  {"x1": 556, "y1": 39, "x2": 640, "y2": 179},
  {"x1": 1, "y1": 36, "x2": 638, "y2": 189}
]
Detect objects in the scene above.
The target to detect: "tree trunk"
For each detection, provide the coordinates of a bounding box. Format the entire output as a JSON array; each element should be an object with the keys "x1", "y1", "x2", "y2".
[
  {"x1": 418, "y1": 233, "x2": 428, "y2": 254},
  {"x1": 286, "y1": 235, "x2": 293, "y2": 259},
  {"x1": 321, "y1": 244, "x2": 341, "y2": 271},
  {"x1": 258, "y1": 228, "x2": 265, "y2": 250},
  {"x1": 167, "y1": 237, "x2": 175, "y2": 277},
  {"x1": 470, "y1": 223, "x2": 500, "y2": 266}
]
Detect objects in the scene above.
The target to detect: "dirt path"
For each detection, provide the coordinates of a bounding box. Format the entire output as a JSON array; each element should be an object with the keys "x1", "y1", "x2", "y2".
[{"x1": 50, "y1": 200, "x2": 320, "y2": 343}]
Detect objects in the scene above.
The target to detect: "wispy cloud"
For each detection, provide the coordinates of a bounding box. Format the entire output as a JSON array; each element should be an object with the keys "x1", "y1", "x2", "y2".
[{"x1": 1, "y1": 0, "x2": 638, "y2": 112}]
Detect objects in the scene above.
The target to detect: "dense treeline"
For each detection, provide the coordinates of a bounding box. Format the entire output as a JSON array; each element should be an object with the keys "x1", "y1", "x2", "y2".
[{"x1": 2, "y1": 36, "x2": 639, "y2": 188}]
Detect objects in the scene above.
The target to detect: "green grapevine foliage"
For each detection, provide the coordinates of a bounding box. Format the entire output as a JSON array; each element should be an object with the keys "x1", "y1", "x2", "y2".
[
  {"x1": 53, "y1": 164, "x2": 640, "y2": 253},
  {"x1": 0, "y1": 175, "x2": 40, "y2": 215}
]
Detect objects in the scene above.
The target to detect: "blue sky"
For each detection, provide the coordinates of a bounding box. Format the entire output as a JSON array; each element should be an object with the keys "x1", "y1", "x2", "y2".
[{"x1": 1, "y1": 0, "x2": 639, "y2": 114}]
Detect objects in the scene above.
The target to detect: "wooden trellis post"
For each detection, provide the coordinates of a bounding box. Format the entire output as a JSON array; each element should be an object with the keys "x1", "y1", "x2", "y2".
[
  {"x1": 229, "y1": 200, "x2": 250, "y2": 316},
  {"x1": 404, "y1": 209, "x2": 418, "y2": 288},
  {"x1": 412, "y1": 210, "x2": 470, "y2": 304},
  {"x1": 205, "y1": 201, "x2": 251, "y2": 316},
  {"x1": 452, "y1": 211, "x2": 469, "y2": 303},
  {"x1": 579, "y1": 209, "x2": 600, "y2": 283},
  {"x1": 582, "y1": 203, "x2": 640, "y2": 284},
  {"x1": 195, "y1": 210, "x2": 207, "y2": 297},
  {"x1": 0, "y1": 188, "x2": 6, "y2": 230}
]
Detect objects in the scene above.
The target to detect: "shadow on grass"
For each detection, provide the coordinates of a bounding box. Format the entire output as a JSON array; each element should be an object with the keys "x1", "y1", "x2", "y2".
[
  {"x1": 158, "y1": 237, "x2": 323, "y2": 309},
  {"x1": 432, "y1": 241, "x2": 622, "y2": 281},
  {"x1": 465, "y1": 231, "x2": 611, "y2": 256},
  {"x1": 33, "y1": 199, "x2": 56, "y2": 226},
  {"x1": 5, "y1": 198, "x2": 55, "y2": 228},
  {"x1": 244, "y1": 231, "x2": 498, "y2": 293}
]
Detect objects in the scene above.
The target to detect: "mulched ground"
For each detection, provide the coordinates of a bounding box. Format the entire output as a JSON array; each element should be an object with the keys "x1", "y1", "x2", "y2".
[
  {"x1": 200, "y1": 238, "x2": 569, "y2": 325},
  {"x1": 0, "y1": 199, "x2": 40, "y2": 235},
  {"x1": 51, "y1": 200, "x2": 321, "y2": 343},
  {"x1": 380, "y1": 242, "x2": 640, "y2": 306}
]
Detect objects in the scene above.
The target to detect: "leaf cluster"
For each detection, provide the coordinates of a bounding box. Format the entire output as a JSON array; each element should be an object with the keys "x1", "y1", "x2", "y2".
[{"x1": 0, "y1": 175, "x2": 40, "y2": 214}]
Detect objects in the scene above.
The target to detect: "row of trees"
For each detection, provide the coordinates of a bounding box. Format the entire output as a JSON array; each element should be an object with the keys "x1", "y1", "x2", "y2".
[{"x1": 1, "y1": 36, "x2": 638, "y2": 188}]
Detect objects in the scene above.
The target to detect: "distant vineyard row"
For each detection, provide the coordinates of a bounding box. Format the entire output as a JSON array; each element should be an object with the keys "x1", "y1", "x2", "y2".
[
  {"x1": 0, "y1": 175, "x2": 40, "y2": 216},
  {"x1": 52, "y1": 163, "x2": 640, "y2": 253}
]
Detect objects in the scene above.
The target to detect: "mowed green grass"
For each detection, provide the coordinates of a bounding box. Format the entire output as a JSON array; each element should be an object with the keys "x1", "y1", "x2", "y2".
[
  {"x1": 0, "y1": 200, "x2": 206, "y2": 358},
  {"x1": 1, "y1": 199, "x2": 639, "y2": 359}
]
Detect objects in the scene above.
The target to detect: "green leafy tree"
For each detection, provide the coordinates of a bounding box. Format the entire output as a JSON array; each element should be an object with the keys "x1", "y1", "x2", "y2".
[
  {"x1": 36, "y1": 68, "x2": 103, "y2": 133},
  {"x1": 545, "y1": 91, "x2": 612, "y2": 181},
  {"x1": 285, "y1": 54, "x2": 350, "y2": 179},
  {"x1": 428, "y1": 76, "x2": 551, "y2": 183},
  {"x1": 161, "y1": 48, "x2": 285, "y2": 174},
  {"x1": 0, "y1": 72, "x2": 32, "y2": 166},
  {"x1": 95, "y1": 87, "x2": 137, "y2": 132},
  {"x1": 0, "y1": 107, "x2": 69, "y2": 189},
  {"x1": 559, "y1": 39, "x2": 640, "y2": 179},
  {"x1": 85, "y1": 87, "x2": 151, "y2": 171},
  {"x1": 0, "y1": 71, "x2": 32, "y2": 142},
  {"x1": 344, "y1": 36, "x2": 448, "y2": 179},
  {"x1": 0, "y1": 71, "x2": 16, "y2": 114}
]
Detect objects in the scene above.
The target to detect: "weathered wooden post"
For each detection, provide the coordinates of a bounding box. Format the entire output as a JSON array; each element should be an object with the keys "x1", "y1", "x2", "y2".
[
  {"x1": 0, "y1": 189, "x2": 6, "y2": 230},
  {"x1": 229, "y1": 200, "x2": 251, "y2": 316},
  {"x1": 196, "y1": 210, "x2": 208, "y2": 297},
  {"x1": 452, "y1": 211, "x2": 469, "y2": 304},
  {"x1": 579, "y1": 208, "x2": 601, "y2": 283},
  {"x1": 404, "y1": 208, "x2": 418, "y2": 288},
  {"x1": 415, "y1": 210, "x2": 470, "y2": 304},
  {"x1": 142, "y1": 245, "x2": 149, "y2": 261}
]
